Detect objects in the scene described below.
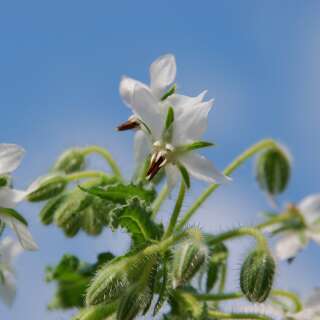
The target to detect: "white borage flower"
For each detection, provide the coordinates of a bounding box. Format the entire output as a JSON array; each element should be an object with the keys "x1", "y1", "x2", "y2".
[
  {"x1": 118, "y1": 54, "x2": 230, "y2": 189},
  {"x1": 0, "y1": 237, "x2": 23, "y2": 306},
  {"x1": 235, "y1": 289, "x2": 320, "y2": 320},
  {"x1": 270, "y1": 194, "x2": 320, "y2": 261},
  {"x1": 0, "y1": 144, "x2": 38, "y2": 251}
]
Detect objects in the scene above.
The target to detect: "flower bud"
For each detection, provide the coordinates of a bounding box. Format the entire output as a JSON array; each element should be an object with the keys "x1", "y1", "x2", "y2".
[
  {"x1": 240, "y1": 249, "x2": 275, "y2": 303},
  {"x1": 39, "y1": 194, "x2": 67, "y2": 225},
  {"x1": 53, "y1": 148, "x2": 86, "y2": 174},
  {"x1": 54, "y1": 189, "x2": 91, "y2": 237},
  {"x1": 256, "y1": 147, "x2": 291, "y2": 196},
  {"x1": 172, "y1": 239, "x2": 208, "y2": 288},
  {"x1": 85, "y1": 256, "x2": 131, "y2": 306},
  {"x1": 117, "y1": 285, "x2": 144, "y2": 320},
  {"x1": 27, "y1": 174, "x2": 67, "y2": 202}
]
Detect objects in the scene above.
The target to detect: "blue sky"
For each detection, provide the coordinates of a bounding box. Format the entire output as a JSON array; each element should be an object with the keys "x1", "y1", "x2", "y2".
[{"x1": 1, "y1": 1, "x2": 320, "y2": 318}]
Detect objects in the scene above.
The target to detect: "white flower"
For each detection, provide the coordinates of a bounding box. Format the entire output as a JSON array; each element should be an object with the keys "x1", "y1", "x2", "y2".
[
  {"x1": 118, "y1": 54, "x2": 229, "y2": 188},
  {"x1": 274, "y1": 194, "x2": 320, "y2": 260},
  {"x1": 0, "y1": 237, "x2": 23, "y2": 306},
  {"x1": 236, "y1": 289, "x2": 320, "y2": 319},
  {"x1": 0, "y1": 144, "x2": 38, "y2": 251}
]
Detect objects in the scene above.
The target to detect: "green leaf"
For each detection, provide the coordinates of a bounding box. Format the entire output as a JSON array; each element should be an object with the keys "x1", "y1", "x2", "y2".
[
  {"x1": 79, "y1": 183, "x2": 156, "y2": 205},
  {"x1": 161, "y1": 84, "x2": 176, "y2": 101},
  {"x1": 177, "y1": 164, "x2": 190, "y2": 189},
  {"x1": 0, "y1": 208, "x2": 28, "y2": 226},
  {"x1": 46, "y1": 253, "x2": 114, "y2": 310},
  {"x1": 112, "y1": 198, "x2": 163, "y2": 247},
  {"x1": 72, "y1": 303, "x2": 117, "y2": 320}
]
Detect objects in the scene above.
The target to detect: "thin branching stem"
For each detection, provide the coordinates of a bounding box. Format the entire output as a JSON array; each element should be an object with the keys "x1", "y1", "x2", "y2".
[
  {"x1": 163, "y1": 182, "x2": 186, "y2": 239},
  {"x1": 176, "y1": 139, "x2": 278, "y2": 231},
  {"x1": 208, "y1": 310, "x2": 272, "y2": 320},
  {"x1": 66, "y1": 170, "x2": 109, "y2": 182},
  {"x1": 81, "y1": 145, "x2": 122, "y2": 179}
]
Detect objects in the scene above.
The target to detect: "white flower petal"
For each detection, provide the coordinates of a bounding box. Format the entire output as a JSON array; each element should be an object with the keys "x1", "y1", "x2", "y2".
[
  {"x1": 132, "y1": 83, "x2": 163, "y2": 140},
  {"x1": 0, "y1": 237, "x2": 23, "y2": 264},
  {"x1": 0, "y1": 269, "x2": 16, "y2": 306},
  {"x1": 275, "y1": 232, "x2": 307, "y2": 260},
  {"x1": 180, "y1": 152, "x2": 230, "y2": 184},
  {"x1": 298, "y1": 194, "x2": 320, "y2": 224},
  {"x1": 165, "y1": 164, "x2": 180, "y2": 191},
  {"x1": 172, "y1": 99, "x2": 213, "y2": 145},
  {"x1": 134, "y1": 130, "x2": 151, "y2": 164},
  {"x1": 0, "y1": 215, "x2": 38, "y2": 251},
  {"x1": 150, "y1": 54, "x2": 176, "y2": 99},
  {"x1": 0, "y1": 188, "x2": 27, "y2": 209},
  {"x1": 0, "y1": 144, "x2": 25, "y2": 175},
  {"x1": 119, "y1": 76, "x2": 149, "y2": 107},
  {"x1": 167, "y1": 90, "x2": 207, "y2": 110}
]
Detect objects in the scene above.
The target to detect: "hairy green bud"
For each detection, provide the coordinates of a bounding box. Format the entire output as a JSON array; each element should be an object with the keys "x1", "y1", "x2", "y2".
[
  {"x1": 172, "y1": 239, "x2": 208, "y2": 288},
  {"x1": 240, "y1": 249, "x2": 276, "y2": 303},
  {"x1": 54, "y1": 189, "x2": 91, "y2": 237},
  {"x1": 73, "y1": 304, "x2": 117, "y2": 320},
  {"x1": 53, "y1": 148, "x2": 86, "y2": 174},
  {"x1": 256, "y1": 147, "x2": 291, "y2": 196},
  {"x1": 39, "y1": 194, "x2": 67, "y2": 225},
  {"x1": 86, "y1": 256, "x2": 132, "y2": 306},
  {"x1": 27, "y1": 174, "x2": 67, "y2": 202}
]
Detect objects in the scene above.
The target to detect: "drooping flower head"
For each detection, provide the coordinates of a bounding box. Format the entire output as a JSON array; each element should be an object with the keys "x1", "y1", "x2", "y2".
[
  {"x1": 118, "y1": 54, "x2": 230, "y2": 189},
  {"x1": 0, "y1": 144, "x2": 38, "y2": 251}
]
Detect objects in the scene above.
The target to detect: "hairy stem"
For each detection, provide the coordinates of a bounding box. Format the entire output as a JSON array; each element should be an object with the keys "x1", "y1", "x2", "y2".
[
  {"x1": 151, "y1": 184, "x2": 170, "y2": 218},
  {"x1": 257, "y1": 212, "x2": 292, "y2": 230},
  {"x1": 196, "y1": 292, "x2": 243, "y2": 301},
  {"x1": 81, "y1": 145, "x2": 122, "y2": 179},
  {"x1": 163, "y1": 182, "x2": 186, "y2": 239},
  {"x1": 208, "y1": 227, "x2": 269, "y2": 251},
  {"x1": 176, "y1": 139, "x2": 278, "y2": 231},
  {"x1": 66, "y1": 170, "x2": 109, "y2": 182},
  {"x1": 272, "y1": 289, "x2": 303, "y2": 312},
  {"x1": 208, "y1": 310, "x2": 272, "y2": 320}
]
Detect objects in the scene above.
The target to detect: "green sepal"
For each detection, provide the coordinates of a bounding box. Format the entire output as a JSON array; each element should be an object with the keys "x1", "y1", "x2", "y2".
[
  {"x1": 0, "y1": 175, "x2": 11, "y2": 187},
  {"x1": 178, "y1": 141, "x2": 214, "y2": 153},
  {"x1": 0, "y1": 207, "x2": 28, "y2": 226},
  {"x1": 161, "y1": 84, "x2": 176, "y2": 101},
  {"x1": 165, "y1": 107, "x2": 175, "y2": 130},
  {"x1": 177, "y1": 163, "x2": 190, "y2": 189}
]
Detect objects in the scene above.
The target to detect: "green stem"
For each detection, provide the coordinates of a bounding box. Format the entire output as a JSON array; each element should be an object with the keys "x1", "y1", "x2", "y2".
[
  {"x1": 81, "y1": 145, "x2": 122, "y2": 179},
  {"x1": 257, "y1": 212, "x2": 292, "y2": 230},
  {"x1": 151, "y1": 184, "x2": 170, "y2": 218},
  {"x1": 209, "y1": 227, "x2": 269, "y2": 251},
  {"x1": 199, "y1": 290, "x2": 302, "y2": 314},
  {"x1": 163, "y1": 182, "x2": 186, "y2": 239},
  {"x1": 272, "y1": 289, "x2": 303, "y2": 312},
  {"x1": 218, "y1": 263, "x2": 227, "y2": 293},
  {"x1": 176, "y1": 139, "x2": 278, "y2": 231},
  {"x1": 208, "y1": 310, "x2": 272, "y2": 320},
  {"x1": 66, "y1": 170, "x2": 109, "y2": 182},
  {"x1": 196, "y1": 292, "x2": 242, "y2": 301}
]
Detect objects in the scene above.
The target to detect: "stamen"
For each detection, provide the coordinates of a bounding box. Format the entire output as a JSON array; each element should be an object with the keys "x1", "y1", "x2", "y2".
[{"x1": 117, "y1": 118, "x2": 140, "y2": 131}]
